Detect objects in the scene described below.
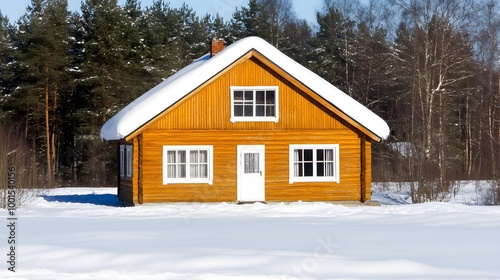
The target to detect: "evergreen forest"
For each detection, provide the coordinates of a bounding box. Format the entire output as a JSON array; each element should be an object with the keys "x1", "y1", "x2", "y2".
[{"x1": 1, "y1": 0, "x2": 500, "y2": 203}]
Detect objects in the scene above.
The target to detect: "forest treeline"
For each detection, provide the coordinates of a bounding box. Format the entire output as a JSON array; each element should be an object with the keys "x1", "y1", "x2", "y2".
[{"x1": 1, "y1": 0, "x2": 500, "y2": 203}]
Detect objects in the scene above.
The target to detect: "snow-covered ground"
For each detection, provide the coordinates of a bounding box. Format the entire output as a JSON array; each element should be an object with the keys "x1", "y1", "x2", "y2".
[{"x1": 1, "y1": 183, "x2": 500, "y2": 279}]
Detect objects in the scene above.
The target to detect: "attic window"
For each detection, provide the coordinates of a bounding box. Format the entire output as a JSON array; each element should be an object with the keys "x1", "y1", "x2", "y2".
[{"x1": 230, "y1": 86, "x2": 279, "y2": 122}]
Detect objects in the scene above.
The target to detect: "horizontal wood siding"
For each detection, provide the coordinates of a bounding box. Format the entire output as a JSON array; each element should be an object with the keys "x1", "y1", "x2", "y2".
[
  {"x1": 148, "y1": 57, "x2": 349, "y2": 131},
  {"x1": 140, "y1": 129, "x2": 363, "y2": 202}
]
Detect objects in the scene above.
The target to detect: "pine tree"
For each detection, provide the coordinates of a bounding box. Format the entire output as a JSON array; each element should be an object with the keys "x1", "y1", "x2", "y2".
[
  {"x1": 228, "y1": 0, "x2": 270, "y2": 43},
  {"x1": 309, "y1": 6, "x2": 355, "y2": 94},
  {"x1": 351, "y1": 22, "x2": 392, "y2": 116},
  {"x1": 76, "y1": 0, "x2": 143, "y2": 186},
  {"x1": 80, "y1": 0, "x2": 135, "y2": 124},
  {"x1": 210, "y1": 13, "x2": 231, "y2": 41},
  {"x1": 280, "y1": 19, "x2": 312, "y2": 66},
  {"x1": 10, "y1": 0, "x2": 72, "y2": 186},
  {"x1": 140, "y1": 0, "x2": 183, "y2": 82},
  {"x1": 0, "y1": 11, "x2": 15, "y2": 122},
  {"x1": 174, "y1": 4, "x2": 211, "y2": 67},
  {"x1": 121, "y1": 0, "x2": 149, "y2": 99}
]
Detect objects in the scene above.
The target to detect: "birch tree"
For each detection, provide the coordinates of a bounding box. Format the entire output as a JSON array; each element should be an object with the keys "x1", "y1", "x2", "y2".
[
  {"x1": 391, "y1": 0, "x2": 476, "y2": 202},
  {"x1": 470, "y1": 0, "x2": 500, "y2": 204},
  {"x1": 472, "y1": 0, "x2": 500, "y2": 179}
]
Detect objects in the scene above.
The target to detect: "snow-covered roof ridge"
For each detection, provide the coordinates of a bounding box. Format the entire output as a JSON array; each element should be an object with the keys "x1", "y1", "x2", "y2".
[{"x1": 100, "y1": 36, "x2": 390, "y2": 141}]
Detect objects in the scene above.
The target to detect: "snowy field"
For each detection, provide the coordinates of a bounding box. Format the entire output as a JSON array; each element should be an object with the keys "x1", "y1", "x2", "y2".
[{"x1": 1, "y1": 183, "x2": 500, "y2": 279}]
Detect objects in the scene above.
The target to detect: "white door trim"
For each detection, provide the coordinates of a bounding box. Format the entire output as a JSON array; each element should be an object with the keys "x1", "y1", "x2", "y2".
[{"x1": 237, "y1": 145, "x2": 265, "y2": 202}]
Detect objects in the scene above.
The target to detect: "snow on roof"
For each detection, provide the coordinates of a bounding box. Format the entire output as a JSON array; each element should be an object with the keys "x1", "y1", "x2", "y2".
[{"x1": 100, "y1": 36, "x2": 390, "y2": 141}]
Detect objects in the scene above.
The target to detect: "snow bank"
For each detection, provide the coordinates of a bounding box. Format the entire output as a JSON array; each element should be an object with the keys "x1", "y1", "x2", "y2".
[{"x1": 0, "y1": 187, "x2": 498, "y2": 279}]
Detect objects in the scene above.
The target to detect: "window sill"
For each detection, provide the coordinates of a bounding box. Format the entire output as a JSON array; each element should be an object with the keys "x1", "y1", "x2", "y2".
[
  {"x1": 230, "y1": 117, "x2": 279, "y2": 123},
  {"x1": 163, "y1": 179, "x2": 213, "y2": 185},
  {"x1": 289, "y1": 178, "x2": 340, "y2": 184}
]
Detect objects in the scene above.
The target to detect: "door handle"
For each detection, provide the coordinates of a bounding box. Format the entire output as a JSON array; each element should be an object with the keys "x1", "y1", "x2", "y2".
[{"x1": 259, "y1": 171, "x2": 262, "y2": 176}]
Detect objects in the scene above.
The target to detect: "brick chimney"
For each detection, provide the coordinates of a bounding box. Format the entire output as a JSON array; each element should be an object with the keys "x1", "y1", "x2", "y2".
[{"x1": 210, "y1": 38, "x2": 224, "y2": 57}]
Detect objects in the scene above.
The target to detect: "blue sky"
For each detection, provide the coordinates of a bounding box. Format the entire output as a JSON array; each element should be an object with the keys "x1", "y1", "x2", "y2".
[{"x1": 0, "y1": 0, "x2": 324, "y2": 25}]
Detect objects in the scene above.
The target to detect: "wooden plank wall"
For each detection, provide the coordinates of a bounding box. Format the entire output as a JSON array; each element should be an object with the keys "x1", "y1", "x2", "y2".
[
  {"x1": 140, "y1": 129, "x2": 362, "y2": 202},
  {"x1": 148, "y1": 57, "x2": 349, "y2": 131}
]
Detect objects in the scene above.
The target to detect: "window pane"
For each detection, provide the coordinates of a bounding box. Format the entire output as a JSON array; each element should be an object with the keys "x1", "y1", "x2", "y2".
[
  {"x1": 190, "y1": 164, "x2": 199, "y2": 178},
  {"x1": 177, "y1": 151, "x2": 186, "y2": 163},
  {"x1": 266, "y1": 105, "x2": 275, "y2": 117},
  {"x1": 200, "y1": 150, "x2": 208, "y2": 163},
  {"x1": 317, "y1": 162, "x2": 324, "y2": 176},
  {"x1": 296, "y1": 149, "x2": 303, "y2": 161},
  {"x1": 167, "y1": 164, "x2": 175, "y2": 178},
  {"x1": 304, "y1": 163, "x2": 313, "y2": 176},
  {"x1": 295, "y1": 162, "x2": 302, "y2": 176},
  {"x1": 244, "y1": 90, "x2": 253, "y2": 101},
  {"x1": 167, "y1": 151, "x2": 176, "y2": 163},
  {"x1": 234, "y1": 91, "x2": 243, "y2": 100},
  {"x1": 124, "y1": 150, "x2": 128, "y2": 177},
  {"x1": 234, "y1": 105, "x2": 243, "y2": 116},
  {"x1": 244, "y1": 105, "x2": 253, "y2": 116},
  {"x1": 120, "y1": 148, "x2": 124, "y2": 177},
  {"x1": 200, "y1": 164, "x2": 208, "y2": 178},
  {"x1": 256, "y1": 91, "x2": 265, "y2": 104},
  {"x1": 178, "y1": 164, "x2": 186, "y2": 178},
  {"x1": 325, "y1": 162, "x2": 334, "y2": 177},
  {"x1": 253, "y1": 154, "x2": 259, "y2": 172},
  {"x1": 317, "y1": 149, "x2": 324, "y2": 161},
  {"x1": 190, "y1": 151, "x2": 198, "y2": 163},
  {"x1": 256, "y1": 105, "x2": 265, "y2": 116},
  {"x1": 244, "y1": 153, "x2": 259, "y2": 173},
  {"x1": 266, "y1": 91, "x2": 275, "y2": 104},
  {"x1": 304, "y1": 149, "x2": 313, "y2": 161},
  {"x1": 325, "y1": 149, "x2": 334, "y2": 161},
  {"x1": 127, "y1": 148, "x2": 132, "y2": 177}
]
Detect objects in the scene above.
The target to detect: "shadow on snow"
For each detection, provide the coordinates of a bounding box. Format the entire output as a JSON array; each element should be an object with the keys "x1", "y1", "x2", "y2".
[{"x1": 41, "y1": 193, "x2": 120, "y2": 207}]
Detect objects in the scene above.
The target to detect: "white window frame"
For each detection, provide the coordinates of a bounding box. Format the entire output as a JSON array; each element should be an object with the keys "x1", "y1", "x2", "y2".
[
  {"x1": 163, "y1": 145, "x2": 213, "y2": 185},
  {"x1": 289, "y1": 144, "x2": 340, "y2": 183},
  {"x1": 126, "y1": 145, "x2": 133, "y2": 178},
  {"x1": 230, "y1": 86, "x2": 279, "y2": 123},
  {"x1": 120, "y1": 145, "x2": 125, "y2": 177},
  {"x1": 120, "y1": 144, "x2": 133, "y2": 179}
]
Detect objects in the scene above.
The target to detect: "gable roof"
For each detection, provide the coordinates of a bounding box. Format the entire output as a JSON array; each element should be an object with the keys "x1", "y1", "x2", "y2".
[{"x1": 100, "y1": 36, "x2": 390, "y2": 141}]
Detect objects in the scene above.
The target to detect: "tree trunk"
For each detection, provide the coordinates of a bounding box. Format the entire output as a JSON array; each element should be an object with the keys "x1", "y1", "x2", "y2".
[
  {"x1": 52, "y1": 82, "x2": 58, "y2": 178},
  {"x1": 465, "y1": 94, "x2": 472, "y2": 177},
  {"x1": 45, "y1": 65, "x2": 53, "y2": 187},
  {"x1": 488, "y1": 69, "x2": 497, "y2": 180}
]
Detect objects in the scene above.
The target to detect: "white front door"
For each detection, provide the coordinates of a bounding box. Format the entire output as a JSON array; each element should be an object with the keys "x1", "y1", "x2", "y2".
[{"x1": 237, "y1": 145, "x2": 265, "y2": 202}]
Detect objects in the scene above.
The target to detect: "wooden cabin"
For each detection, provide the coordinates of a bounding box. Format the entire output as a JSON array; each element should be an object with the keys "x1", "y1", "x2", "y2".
[{"x1": 100, "y1": 36, "x2": 390, "y2": 205}]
